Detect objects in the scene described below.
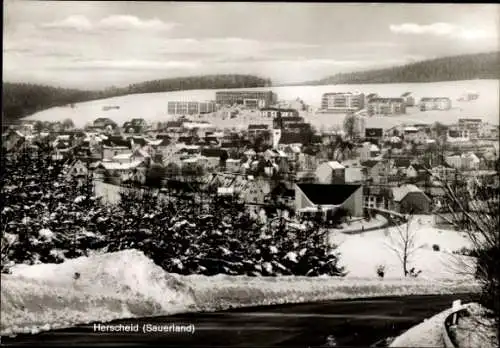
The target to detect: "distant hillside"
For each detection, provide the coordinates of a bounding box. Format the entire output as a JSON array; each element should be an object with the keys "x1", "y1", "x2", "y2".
[
  {"x1": 2, "y1": 74, "x2": 271, "y2": 123},
  {"x1": 304, "y1": 52, "x2": 500, "y2": 85}
]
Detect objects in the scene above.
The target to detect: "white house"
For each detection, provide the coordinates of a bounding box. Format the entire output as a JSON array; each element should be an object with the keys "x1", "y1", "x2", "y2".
[{"x1": 315, "y1": 161, "x2": 346, "y2": 184}]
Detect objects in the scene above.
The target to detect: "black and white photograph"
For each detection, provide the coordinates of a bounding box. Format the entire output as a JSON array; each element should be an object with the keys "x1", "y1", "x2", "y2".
[{"x1": 1, "y1": 1, "x2": 499, "y2": 347}]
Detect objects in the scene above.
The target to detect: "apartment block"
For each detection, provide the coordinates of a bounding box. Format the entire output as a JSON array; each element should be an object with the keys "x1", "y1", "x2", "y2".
[
  {"x1": 320, "y1": 93, "x2": 365, "y2": 113},
  {"x1": 167, "y1": 101, "x2": 217, "y2": 115},
  {"x1": 215, "y1": 91, "x2": 277, "y2": 109}
]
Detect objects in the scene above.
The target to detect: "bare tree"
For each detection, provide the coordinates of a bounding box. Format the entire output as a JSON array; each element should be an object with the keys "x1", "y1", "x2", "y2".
[
  {"x1": 384, "y1": 214, "x2": 424, "y2": 277},
  {"x1": 434, "y1": 173, "x2": 499, "y2": 319}
]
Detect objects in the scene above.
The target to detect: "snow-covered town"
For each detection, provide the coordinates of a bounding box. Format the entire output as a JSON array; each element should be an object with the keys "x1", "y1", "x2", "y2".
[{"x1": 2, "y1": 2, "x2": 499, "y2": 348}]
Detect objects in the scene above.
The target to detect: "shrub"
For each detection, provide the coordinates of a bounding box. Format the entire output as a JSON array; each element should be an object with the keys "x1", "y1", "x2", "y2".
[
  {"x1": 376, "y1": 264, "x2": 385, "y2": 279},
  {"x1": 432, "y1": 244, "x2": 440, "y2": 252}
]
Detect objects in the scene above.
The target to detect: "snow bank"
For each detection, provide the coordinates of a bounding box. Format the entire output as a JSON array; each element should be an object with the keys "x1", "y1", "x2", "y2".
[
  {"x1": 1, "y1": 250, "x2": 481, "y2": 337},
  {"x1": 1, "y1": 250, "x2": 197, "y2": 336},
  {"x1": 389, "y1": 305, "x2": 456, "y2": 347}
]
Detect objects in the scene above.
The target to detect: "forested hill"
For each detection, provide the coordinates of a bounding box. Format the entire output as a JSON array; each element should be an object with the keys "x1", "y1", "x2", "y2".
[
  {"x1": 304, "y1": 52, "x2": 500, "y2": 85},
  {"x1": 2, "y1": 74, "x2": 271, "y2": 123}
]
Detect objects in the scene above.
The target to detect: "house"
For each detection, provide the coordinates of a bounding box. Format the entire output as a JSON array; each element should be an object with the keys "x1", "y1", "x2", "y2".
[
  {"x1": 67, "y1": 159, "x2": 89, "y2": 177},
  {"x1": 295, "y1": 183, "x2": 363, "y2": 218},
  {"x1": 265, "y1": 181, "x2": 295, "y2": 208},
  {"x1": 201, "y1": 148, "x2": 228, "y2": 170},
  {"x1": 297, "y1": 147, "x2": 320, "y2": 172},
  {"x1": 99, "y1": 160, "x2": 147, "y2": 184},
  {"x1": 430, "y1": 163, "x2": 457, "y2": 183},
  {"x1": 446, "y1": 129, "x2": 470, "y2": 143},
  {"x1": 445, "y1": 152, "x2": 480, "y2": 171},
  {"x1": 226, "y1": 158, "x2": 242, "y2": 173},
  {"x1": 390, "y1": 158, "x2": 412, "y2": 176},
  {"x1": 391, "y1": 184, "x2": 431, "y2": 214},
  {"x1": 273, "y1": 116, "x2": 305, "y2": 129},
  {"x1": 93, "y1": 118, "x2": 118, "y2": 130},
  {"x1": 362, "y1": 160, "x2": 390, "y2": 184},
  {"x1": 286, "y1": 123, "x2": 312, "y2": 134},
  {"x1": 359, "y1": 142, "x2": 381, "y2": 162},
  {"x1": 363, "y1": 185, "x2": 392, "y2": 209},
  {"x1": 2, "y1": 129, "x2": 26, "y2": 152},
  {"x1": 405, "y1": 163, "x2": 427, "y2": 179},
  {"x1": 365, "y1": 128, "x2": 383, "y2": 143},
  {"x1": 247, "y1": 124, "x2": 270, "y2": 139},
  {"x1": 342, "y1": 160, "x2": 366, "y2": 183},
  {"x1": 401, "y1": 92, "x2": 415, "y2": 107},
  {"x1": 419, "y1": 97, "x2": 452, "y2": 111},
  {"x1": 123, "y1": 119, "x2": 148, "y2": 134},
  {"x1": 315, "y1": 161, "x2": 346, "y2": 184}
]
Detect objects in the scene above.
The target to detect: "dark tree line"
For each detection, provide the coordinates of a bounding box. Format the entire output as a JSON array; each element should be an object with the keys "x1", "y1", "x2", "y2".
[
  {"x1": 307, "y1": 51, "x2": 499, "y2": 85},
  {"x1": 2, "y1": 75, "x2": 272, "y2": 123}
]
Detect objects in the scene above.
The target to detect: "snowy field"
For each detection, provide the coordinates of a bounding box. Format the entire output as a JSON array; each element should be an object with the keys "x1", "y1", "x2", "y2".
[
  {"x1": 329, "y1": 214, "x2": 476, "y2": 280},
  {"x1": 1, "y1": 249, "x2": 480, "y2": 337},
  {"x1": 23, "y1": 80, "x2": 499, "y2": 129}
]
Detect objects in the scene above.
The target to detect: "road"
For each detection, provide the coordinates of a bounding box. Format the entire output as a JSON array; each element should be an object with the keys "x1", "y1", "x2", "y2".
[{"x1": 2, "y1": 293, "x2": 479, "y2": 347}]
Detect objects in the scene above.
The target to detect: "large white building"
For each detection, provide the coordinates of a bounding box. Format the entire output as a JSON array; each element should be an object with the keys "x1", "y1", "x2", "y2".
[
  {"x1": 167, "y1": 101, "x2": 217, "y2": 115},
  {"x1": 320, "y1": 93, "x2": 365, "y2": 113}
]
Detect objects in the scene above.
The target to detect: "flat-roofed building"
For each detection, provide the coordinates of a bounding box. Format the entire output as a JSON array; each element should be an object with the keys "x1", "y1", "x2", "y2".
[
  {"x1": 367, "y1": 97, "x2": 406, "y2": 116},
  {"x1": 167, "y1": 101, "x2": 217, "y2": 115},
  {"x1": 320, "y1": 93, "x2": 365, "y2": 113},
  {"x1": 215, "y1": 91, "x2": 277, "y2": 109}
]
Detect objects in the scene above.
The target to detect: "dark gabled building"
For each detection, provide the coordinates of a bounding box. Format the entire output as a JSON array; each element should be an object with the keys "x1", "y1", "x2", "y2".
[
  {"x1": 295, "y1": 183, "x2": 363, "y2": 217},
  {"x1": 201, "y1": 148, "x2": 228, "y2": 159},
  {"x1": 365, "y1": 128, "x2": 383, "y2": 138},
  {"x1": 101, "y1": 136, "x2": 132, "y2": 148},
  {"x1": 178, "y1": 136, "x2": 195, "y2": 145}
]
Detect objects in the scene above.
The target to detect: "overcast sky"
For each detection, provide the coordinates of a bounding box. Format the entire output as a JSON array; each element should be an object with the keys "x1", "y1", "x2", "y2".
[{"x1": 3, "y1": 1, "x2": 499, "y2": 89}]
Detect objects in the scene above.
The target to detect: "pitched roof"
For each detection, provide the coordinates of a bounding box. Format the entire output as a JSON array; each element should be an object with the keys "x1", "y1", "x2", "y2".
[
  {"x1": 296, "y1": 183, "x2": 361, "y2": 206},
  {"x1": 394, "y1": 158, "x2": 412, "y2": 168},
  {"x1": 401, "y1": 92, "x2": 412, "y2": 97},
  {"x1": 248, "y1": 124, "x2": 269, "y2": 130},
  {"x1": 392, "y1": 184, "x2": 430, "y2": 202},
  {"x1": 361, "y1": 160, "x2": 381, "y2": 168},
  {"x1": 100, "y1": 160, "x2": 144, "y2": 170},
  {"x1": 326, "y1": 161, "x2": 345, "y2": 170},
  {"x1": 280, "y1": 132, "x2": 308, "y2": 145},
  {"x1": 201, "y1": 148, "x2": 227, "y2": 158}
]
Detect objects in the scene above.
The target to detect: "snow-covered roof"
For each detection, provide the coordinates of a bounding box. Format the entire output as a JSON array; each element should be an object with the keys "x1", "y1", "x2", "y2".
[
  {"x1": 389, "y1": 136, "x2": 402, "y2": 143},
  {"x1": 182, "y1": 122, "x2": 214, "y2": 129},
  {"x1": 392, "y1": 184, "x2": 426, "y2": 202},
  {"x1": 182, "y1": 157, "x2": 200, "y2": 164},
  {"x1": 227, "y1": 159, "x2": 241, "y2": 163},
  {"x1": 404, "y1": 126, "x2": 419, "y2": 132},
  {"x1": 370, "y1": 144, "x2": 380, "y2": 152},
  {"x1": 100, "y1": 160, "x2": 144, "y2": 170},
  {"x1": 135, "y1": 148, "x2": 151, "y2": 158},
  {"x1": 112, "y1": 153, "x2": 133, "y2": 160},
  {"x1": 327, "y1": 161, "x2": 345, "y2": 170},
  {"x1": 146, "y1": 139, "x2": 163, "y2": 146},
  {"x1": 218, "y1": 187, "x2": 234, "y2": 195},
  {"x1": 244, "y1": 149, "x2": 256, "y2": 156}
]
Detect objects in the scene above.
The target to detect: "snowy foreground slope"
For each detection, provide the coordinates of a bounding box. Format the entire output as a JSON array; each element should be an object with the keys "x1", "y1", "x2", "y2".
[{"x1": 1, "y1": 250, "x2": 481, "y2": 337}]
